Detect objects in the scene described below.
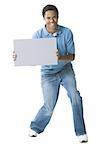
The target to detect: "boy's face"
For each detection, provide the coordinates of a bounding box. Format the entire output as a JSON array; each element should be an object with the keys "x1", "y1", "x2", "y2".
[{"x1": 44, "y1": 10, "x2": 58, "y2": 32}]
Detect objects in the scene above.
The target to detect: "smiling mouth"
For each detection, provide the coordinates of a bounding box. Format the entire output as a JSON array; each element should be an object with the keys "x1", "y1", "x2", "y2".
[{"x1": 50, "y1": 23, "x2": 57, "y2": 26}]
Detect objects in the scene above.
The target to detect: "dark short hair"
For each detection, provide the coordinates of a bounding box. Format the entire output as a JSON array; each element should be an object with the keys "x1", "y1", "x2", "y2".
[{"x1": 42, "y1": 4, "x2": 59, "y2": 18}]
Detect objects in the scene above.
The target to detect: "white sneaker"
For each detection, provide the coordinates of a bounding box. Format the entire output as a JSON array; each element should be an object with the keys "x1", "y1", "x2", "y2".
[
  {"x1": 28, "y1": 128, "x2": 37, "y2": 137},
  {"x1": 77, "y1": 134, "x2": 88, "y2": 143}
]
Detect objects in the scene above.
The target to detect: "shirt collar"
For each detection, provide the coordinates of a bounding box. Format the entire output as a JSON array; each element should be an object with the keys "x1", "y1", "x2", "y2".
[{"x1": 43, "y1": 25, "x2": 62, "y2": 36}]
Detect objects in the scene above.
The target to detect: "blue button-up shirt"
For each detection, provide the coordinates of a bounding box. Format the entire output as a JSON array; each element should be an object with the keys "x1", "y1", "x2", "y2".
[{"x1": 32, "y1": 25, "x2": 75, "y2": 74}]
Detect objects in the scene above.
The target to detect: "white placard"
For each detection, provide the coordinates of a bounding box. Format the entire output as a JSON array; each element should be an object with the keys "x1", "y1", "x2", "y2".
[{"x1": 13, "y1": 38, "x2": 58, "y2": 66}]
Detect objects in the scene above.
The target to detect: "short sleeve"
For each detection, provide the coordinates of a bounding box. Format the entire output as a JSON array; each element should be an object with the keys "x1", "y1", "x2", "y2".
[
  {"x1": 66, "y1": 29, "x2": 75, "y2": 54},
  {"x1": 32, "y1": 29, "x2": 42, "y2": 39}
]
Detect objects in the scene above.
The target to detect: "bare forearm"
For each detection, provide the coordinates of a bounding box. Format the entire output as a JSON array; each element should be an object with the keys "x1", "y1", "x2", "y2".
[{"x1": 58, "y1": 54, "x2": 75, "y2": 61}]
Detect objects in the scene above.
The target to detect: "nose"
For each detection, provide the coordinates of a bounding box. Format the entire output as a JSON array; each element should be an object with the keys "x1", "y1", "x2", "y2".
[{"x1": 50, "y1": 18, "x2": 54, "y2": 22}]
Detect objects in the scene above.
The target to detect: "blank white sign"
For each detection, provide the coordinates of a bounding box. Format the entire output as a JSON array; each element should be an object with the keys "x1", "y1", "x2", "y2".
[{"x1": 13, "y1": 38, "x2": 58, "y2": 66}]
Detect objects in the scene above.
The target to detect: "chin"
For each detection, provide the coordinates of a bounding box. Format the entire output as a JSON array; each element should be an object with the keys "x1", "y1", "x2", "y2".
[{"x1": 50, "y1": 25, "x2": 57, "y2": 29}]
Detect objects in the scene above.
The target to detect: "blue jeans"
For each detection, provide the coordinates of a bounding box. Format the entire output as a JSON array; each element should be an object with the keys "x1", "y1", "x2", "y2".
[{"x1": 30, "y1": 64, "x2": 87, "y2": 136}]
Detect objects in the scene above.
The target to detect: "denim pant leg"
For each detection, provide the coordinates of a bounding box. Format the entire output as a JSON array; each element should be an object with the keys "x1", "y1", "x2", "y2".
[
  {"x1": 61, "y1": 66, "x2": 87, "y2": 136},
  {"x1": 30, "y1": 74, "x2": 60, "y2": 134}
]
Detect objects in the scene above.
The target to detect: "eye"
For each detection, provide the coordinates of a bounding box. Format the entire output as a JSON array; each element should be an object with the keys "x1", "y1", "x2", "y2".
[
  {"x1": 53, "y1": 16, "x2": 56, "y2": 19},
  {"x1": 47, "y1": 17, "x2": 51, "y2": 20}
]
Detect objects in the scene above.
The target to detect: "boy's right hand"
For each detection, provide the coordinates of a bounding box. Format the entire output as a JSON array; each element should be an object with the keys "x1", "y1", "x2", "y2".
[{"x1": 12, "y1": 51, "x2": 17, "y2": 61}]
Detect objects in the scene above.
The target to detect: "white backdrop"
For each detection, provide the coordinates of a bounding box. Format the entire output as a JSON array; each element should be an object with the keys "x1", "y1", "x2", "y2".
[{"x1": 0, "y1": 0, "x2": 109, "y2": 149}]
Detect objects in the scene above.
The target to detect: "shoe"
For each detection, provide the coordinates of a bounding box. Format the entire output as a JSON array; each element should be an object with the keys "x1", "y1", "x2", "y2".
[
  {"x1": 77, "y1": 134, "x2": 88, "y2": 143},
  {"x1": 28, "y1": 128, "x2": 37, "y2": 137}
]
